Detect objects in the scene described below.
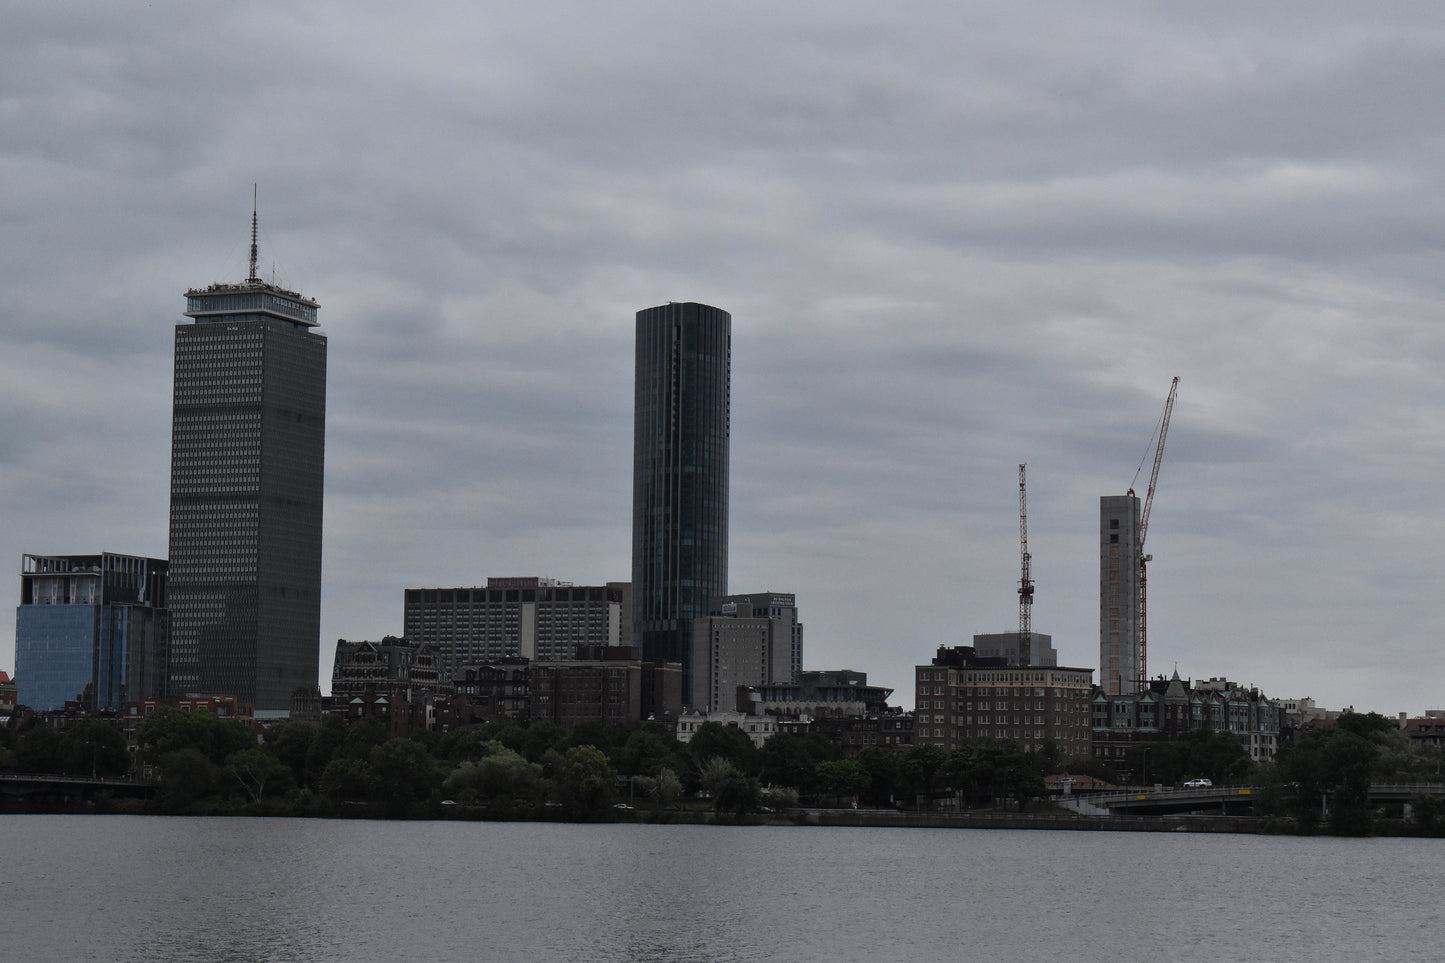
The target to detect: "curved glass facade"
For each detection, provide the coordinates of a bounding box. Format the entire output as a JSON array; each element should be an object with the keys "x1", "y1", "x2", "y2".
[{"x1": 631, "y1": 302, "x2": 730, "y2": 697}]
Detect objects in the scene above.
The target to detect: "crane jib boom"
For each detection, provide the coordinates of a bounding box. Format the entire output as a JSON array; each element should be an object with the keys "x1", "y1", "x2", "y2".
[
  {"x1": 1130, "y1": 377, "x2": 1178, "y2": 686},
  {"x1": 1139, "y1": 376, "x2": 1179, "y2": 553},
  {"x1": 1018, "y1": 464, "x2": 1032, "y2": 648}
]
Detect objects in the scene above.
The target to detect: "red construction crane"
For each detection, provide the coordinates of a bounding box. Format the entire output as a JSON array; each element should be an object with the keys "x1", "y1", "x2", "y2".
[
  {"x1": 1128, "y1": 376, "x2": 1179, "y2": 684},
  {"x1": 1018, "y1": 464, "x2": 1033, "y2": 649}
]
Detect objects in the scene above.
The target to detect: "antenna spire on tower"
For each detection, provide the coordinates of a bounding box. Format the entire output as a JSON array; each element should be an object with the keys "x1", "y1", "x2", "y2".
[{"x1": 248, "y1": 184, "x2": 260, "y2": 283}]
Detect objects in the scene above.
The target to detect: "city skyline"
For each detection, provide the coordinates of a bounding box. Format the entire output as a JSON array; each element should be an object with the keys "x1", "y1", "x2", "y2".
[{"x1": 5, "y1": 4, "x2": 1445, "y2": 715}]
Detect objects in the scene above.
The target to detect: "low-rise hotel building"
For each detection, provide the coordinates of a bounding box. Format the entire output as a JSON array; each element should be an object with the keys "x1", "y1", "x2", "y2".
[{"x1": 913, "y1": 645, "x2": 1094, "y2": 755}]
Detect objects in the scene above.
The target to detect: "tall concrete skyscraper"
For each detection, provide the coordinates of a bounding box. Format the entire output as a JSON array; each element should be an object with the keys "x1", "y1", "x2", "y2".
[
  {"x1": 632, "y1": 302, "x2": 730, "y2": 699},
  {"x1": 167, "y1": 210, "x2": 326, "y2": 712},
  {"x1": 1100, "y1": 493, "x2": 1142, "y2": 695}
]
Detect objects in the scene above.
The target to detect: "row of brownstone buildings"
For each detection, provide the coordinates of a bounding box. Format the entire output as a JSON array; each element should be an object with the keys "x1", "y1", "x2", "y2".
[{"x1": 913, "y1": 642, "x2": 1285, "y2": 778}]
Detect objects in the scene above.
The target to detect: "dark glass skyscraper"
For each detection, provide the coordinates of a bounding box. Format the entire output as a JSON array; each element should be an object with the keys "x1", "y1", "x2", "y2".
[
  {"x1": 631, "y1": 302, "x2": 730, "y2": 699},
  {"x1": 167, "y1": 229, "x2": 326, "y2": 712}
]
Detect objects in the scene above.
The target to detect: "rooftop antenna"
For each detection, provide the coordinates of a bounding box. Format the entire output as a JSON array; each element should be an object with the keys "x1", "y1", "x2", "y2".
[{"x1": 248, "y1": 184, "x2": 260, "y2": 283}]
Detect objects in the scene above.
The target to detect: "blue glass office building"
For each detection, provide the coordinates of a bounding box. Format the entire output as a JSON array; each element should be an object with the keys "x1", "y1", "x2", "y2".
[
  {"x1": 14, "y1": 553, "x2": 169, "y2": 711},
  {"x1": 631, "y1": 302, "x2": 730, "y2": 699}
]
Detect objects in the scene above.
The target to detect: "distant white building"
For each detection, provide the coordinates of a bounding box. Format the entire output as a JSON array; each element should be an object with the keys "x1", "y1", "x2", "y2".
[
  {"x1": 1277, "y1": 695, "x2": 1341, "y2": 728},
  {"x1": 675, "y1": 709, "x2": 778, "y2": 749}
]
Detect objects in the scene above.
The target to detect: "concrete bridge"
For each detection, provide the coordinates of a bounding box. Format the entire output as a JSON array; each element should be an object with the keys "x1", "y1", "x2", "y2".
[
  {"x1": 0, "y1": 772, "x2": 158, "y2": 811},
  {"x1": 1058, "y1": 783, "x2": 1445, "y2": 817},
  {"x1": 1062, "y1": 785, "x2": 1260, "y2": 816}
]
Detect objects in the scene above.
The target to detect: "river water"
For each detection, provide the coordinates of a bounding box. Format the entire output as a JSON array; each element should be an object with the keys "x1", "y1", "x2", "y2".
[{"x1": 2, "y1": 815, "x2": 1439, "y2": 962}]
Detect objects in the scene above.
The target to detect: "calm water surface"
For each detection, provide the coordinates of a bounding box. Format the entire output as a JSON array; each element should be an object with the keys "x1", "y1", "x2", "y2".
[{"x1": 2, "y1": 815, "x2": 1439, "y2": 962}]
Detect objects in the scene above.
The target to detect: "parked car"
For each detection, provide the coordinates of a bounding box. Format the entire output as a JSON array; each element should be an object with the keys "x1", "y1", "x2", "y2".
[{"x1": 1183, "y1": 778, "x2": 1213, "y2": 789}]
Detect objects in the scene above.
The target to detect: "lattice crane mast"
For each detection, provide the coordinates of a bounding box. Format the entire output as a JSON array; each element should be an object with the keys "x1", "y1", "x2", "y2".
[
  {"x1": 1018, "y1": 463, "x2": 1033, "y2": 646},
  {"x1": 1127, "y1": 376, "x2": 1179, "y2": 684}
]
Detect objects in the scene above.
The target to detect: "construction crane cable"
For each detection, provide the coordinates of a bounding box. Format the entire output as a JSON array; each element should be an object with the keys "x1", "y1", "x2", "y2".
[{"x1": 1129, "y1": 396, "x2": 1172, "y2": 495}]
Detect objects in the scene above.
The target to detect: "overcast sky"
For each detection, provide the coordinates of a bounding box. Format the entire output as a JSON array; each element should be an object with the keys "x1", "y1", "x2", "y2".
[{"x1": 4, "y1": 2, "x2": 1445, "y2": 715}]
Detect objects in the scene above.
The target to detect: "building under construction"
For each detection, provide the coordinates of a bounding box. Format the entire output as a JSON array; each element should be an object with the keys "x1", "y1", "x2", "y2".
[
  {"x1": 1102, "y1": 377, "x2": 1179, "y2": 697},
  {"x1": 1099, "y1": 493, "x2": 1142, "y2": 695}
]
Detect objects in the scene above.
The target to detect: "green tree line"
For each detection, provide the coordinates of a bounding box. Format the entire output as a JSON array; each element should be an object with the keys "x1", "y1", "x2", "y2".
[
  {"x1": 1256, "y1": 711, "x2": 1445, "y2": 835},
  {"x1": 0, "y1": 712, "x2": 1074, "y2": 819},
  {"x1": 5, "y1": 708, "x2": 1442, "y2": 833}
]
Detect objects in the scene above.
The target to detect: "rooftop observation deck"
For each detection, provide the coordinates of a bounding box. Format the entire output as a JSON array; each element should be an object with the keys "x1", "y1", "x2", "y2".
[{"x1": 184, "y1": 279, "x2": 320, "y2": 327}]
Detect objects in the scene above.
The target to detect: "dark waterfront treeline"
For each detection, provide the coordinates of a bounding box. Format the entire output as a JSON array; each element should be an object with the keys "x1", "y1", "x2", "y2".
[{"x1": 3, "y1": 708, "x2": 1443, "y2": 835}]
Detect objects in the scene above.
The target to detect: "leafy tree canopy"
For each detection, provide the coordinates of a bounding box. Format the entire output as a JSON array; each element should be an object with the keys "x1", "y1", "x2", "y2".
[
  {"x1": 758, "y1": 733, "x2": 837, "y2": 794},
  {"x1": 815, "y1": 758, "x2": 869, "y2": 804},
  {"x1": 226, "y1": 746, "x2": 294, "y2": 804},
  {"x1": 368, "y1": 737, "x2": 443, "y2": 812},
  {"x1": 611, "y1": 728, "x2": 678, "y2": 777},
  {"x1": 687, "y1": 723, "x2": 758, "y2": 775},
  {"x1": 554, "y1": 744, "x2": 615, "y2": 820},
  {"x1": 136, "y1": 708, "x2": 253, "y2": 766},
  {"x1": 60, "y1": 721, "x2": 130, "y2": 778}
]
